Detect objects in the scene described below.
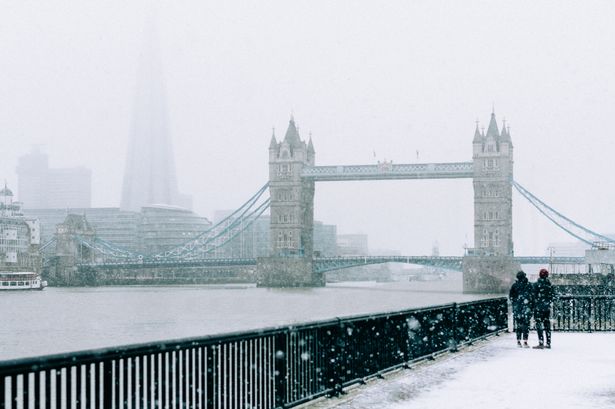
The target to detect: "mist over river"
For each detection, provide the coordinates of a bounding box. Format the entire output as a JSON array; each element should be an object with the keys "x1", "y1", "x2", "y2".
[{"x1": 0, "y1": 278, "x2": 494, "y2": 360}]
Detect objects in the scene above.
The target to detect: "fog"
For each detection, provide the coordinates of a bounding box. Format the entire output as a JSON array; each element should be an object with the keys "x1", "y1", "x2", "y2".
[{"x1": 1, "y1": 1, "x2": 614, "y2": 256}]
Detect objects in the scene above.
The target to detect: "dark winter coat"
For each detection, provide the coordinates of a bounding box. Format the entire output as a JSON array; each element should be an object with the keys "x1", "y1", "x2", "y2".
[
  {"x1": 509, "y1": 276, "x2": 533, "y2": 318},
  {"x1": 533, "y1": 277, "x2": 555, "y2": 312}
]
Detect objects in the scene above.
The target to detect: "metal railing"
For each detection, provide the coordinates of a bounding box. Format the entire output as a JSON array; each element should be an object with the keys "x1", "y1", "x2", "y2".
[
  {"x1": 553, "y1": 295, "x2": 615, "y2": 331},
  {"x1": 0, "y1": 298, "x2": 507, "y2": 409}
]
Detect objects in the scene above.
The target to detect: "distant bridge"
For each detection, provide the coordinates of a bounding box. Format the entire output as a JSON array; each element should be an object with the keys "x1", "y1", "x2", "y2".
[{"x1": 76, "y1": 255, "x2": 585, "y2": 275}]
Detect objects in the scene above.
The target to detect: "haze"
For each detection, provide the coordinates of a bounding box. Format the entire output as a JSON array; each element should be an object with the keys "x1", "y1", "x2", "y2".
[{"x1": 1, "y1": 0, "x2": 613, "y2": 256}]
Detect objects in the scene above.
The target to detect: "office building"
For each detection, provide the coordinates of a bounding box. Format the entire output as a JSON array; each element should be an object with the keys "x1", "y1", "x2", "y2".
[{"x1": 16, "y1": 148, "x2": 91, "y2": 209}]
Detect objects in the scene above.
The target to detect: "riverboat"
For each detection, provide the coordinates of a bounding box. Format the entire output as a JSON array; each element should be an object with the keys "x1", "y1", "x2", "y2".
[{"x1": 0, "y1": 272, "x2": 47, "y2": 291}]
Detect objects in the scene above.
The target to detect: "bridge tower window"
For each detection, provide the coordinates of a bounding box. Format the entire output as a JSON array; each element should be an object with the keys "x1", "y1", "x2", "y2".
[{"x1": 483, "y1": 159, "x2": 500, "y2": 170}]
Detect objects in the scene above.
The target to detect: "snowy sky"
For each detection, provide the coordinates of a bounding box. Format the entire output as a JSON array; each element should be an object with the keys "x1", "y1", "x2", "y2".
[{"x1": 1, "y1": 1, "x2": 614, "y2": 256}]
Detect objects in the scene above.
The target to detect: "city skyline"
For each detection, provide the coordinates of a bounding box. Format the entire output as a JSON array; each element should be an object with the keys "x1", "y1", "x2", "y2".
[{"x1": 1, "y1": 1, "x2": 614, "y2": 256}]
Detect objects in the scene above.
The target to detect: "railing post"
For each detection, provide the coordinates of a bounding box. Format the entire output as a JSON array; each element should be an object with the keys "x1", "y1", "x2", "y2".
[
  {"x1": 328, "y1": 320, "x2": 346, "y2": 397},
  {"x1": 588, "y1": 297, "x2": 593, "y2": 333},
  {"x1": 0, "y1": 376, "x2": 5, "y2": 409},
  {"x1": 274, "y1": 333, "x2": 287, "y2": 408},
  {"x1": 450, "y1": 303, "x2": 459, "y2": 352},
  {"x1": 206, "y1": 346, "x2": 215, "y2": 409}
]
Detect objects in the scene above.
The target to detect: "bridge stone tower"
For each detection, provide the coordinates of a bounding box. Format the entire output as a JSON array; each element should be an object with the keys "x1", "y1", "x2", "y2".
[
  {"x1": 48, "y1": 214, "x2": 97, "y2": 286},
  {"x1": 257, "y1": 116, "x2": 323, "y2": 286},
  {"x1": 463, "y1": 112, "x2": 520, "y2": 293}
]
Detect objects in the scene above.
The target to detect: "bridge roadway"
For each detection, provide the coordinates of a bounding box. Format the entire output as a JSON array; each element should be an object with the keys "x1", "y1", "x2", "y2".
[
  {"x1": 80, "y1": 255, "x2": 585, "y2": 272},
  {"x1": 307, "y1": 332, "x2": 615, "y2": 409}
]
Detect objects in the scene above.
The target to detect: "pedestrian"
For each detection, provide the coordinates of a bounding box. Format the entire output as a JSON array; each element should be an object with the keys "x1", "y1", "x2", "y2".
[
  {"x1": 533, "y1": 268, "x2": 555, "y2": 349},
  {"x1": 509, "y1": 270, "x2": 533, "y2": 348}
]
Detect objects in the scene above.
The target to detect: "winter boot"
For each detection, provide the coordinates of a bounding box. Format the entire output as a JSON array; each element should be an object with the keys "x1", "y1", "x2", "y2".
[
  {"x1": 523, "y1": 341, "x2": 529, "y2": 348},
  {"x1": 533, "y1": 343, "x2": 544, "y2": 349},
  {"x1": 517, "y1": 341, "x2": 522, "y2": 348}
]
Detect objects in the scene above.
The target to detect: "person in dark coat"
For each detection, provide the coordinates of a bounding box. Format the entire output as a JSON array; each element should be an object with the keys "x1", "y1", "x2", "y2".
[
  {"x1": 509, "y1": 270, "x2": 533, "y2": 347},
  {"x1": 533, "y1": 268, "x2": 555, "y2": 349}
]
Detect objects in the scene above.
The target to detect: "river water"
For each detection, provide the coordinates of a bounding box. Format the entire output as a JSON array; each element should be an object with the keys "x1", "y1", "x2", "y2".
[{"x1": 0, "y1": 278, "x2": 495, "y2": 360}]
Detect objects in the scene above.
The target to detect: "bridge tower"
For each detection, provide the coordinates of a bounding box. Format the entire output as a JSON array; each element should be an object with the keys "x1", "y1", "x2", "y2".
[
  {"x1": 257, "y1": 116, "x2": 323, "y2": 286},
  {"x1": 464, "y1": 112, "x2": 520, "y2": 292},
  {"x1": 47, "y1": 214, "x2": 97, "y2": 285}
]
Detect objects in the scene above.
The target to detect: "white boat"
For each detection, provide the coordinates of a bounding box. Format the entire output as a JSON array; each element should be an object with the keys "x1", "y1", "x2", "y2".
[{"x1": 0, "y1": 272, "x2": 47, "y2": 291}]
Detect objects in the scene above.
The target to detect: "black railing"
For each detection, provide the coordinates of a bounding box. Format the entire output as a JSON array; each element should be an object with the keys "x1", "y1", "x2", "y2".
[
  {"x1": 0, "y1": 298, "x2": 507, "y2": 409},
  {"x1": 553, "y1": 295, "x2": 615, "y2": 331}
]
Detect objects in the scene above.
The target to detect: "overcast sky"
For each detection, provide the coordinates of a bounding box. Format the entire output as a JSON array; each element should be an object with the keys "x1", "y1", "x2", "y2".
[{"x1": 1, "y1": 1, "x2": 614, "y2": 256}]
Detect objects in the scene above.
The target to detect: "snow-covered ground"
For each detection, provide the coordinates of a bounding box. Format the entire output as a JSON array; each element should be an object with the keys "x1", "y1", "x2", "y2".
[{"x1": 308, "y1": 332, "x2": 615, "y2": 409}]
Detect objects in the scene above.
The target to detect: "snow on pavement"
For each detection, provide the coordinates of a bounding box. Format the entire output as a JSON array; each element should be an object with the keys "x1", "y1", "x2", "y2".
[{"x1": 309, "y1": 333, "x2": 615, "y2": 409}]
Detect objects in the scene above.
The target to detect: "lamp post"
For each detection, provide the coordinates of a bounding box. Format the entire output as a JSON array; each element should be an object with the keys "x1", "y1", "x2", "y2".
[{"x1": 547, "y1": 246, "x2": 554, "y2": 275}]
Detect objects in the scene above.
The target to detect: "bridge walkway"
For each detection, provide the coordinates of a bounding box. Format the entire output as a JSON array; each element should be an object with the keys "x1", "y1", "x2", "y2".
[{"x1": 304, "y1": 332, "x2": 615, "y2": 409}]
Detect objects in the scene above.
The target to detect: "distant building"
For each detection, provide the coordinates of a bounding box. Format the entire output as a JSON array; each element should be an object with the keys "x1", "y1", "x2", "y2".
[
  {"x1": 337, "y1": 234, "x2": 368, "y2": 256},
  {"x1": 210, "y1": 211, "x2": 337, "y2": 259},
  {"x1": 547, "y1": 241, "x2": 590, "y2": 257},
  {"x1": 0, "y1": 184, "x2": 41, "y2": 273},
  {"x1": 16, "y1": 148, "x2": 91, "y2": 209},
  {"x1": 313, "y1": 221, "x2": 337, "y2": 257},
  {"x1": 22, "y1": 208, "x2": 140, "y2": 251},
  {"x1": 139, "y1": 205, "x2": 211, "y2": 254},
  {"x1": 120, "y1": 20, "x2": 191, "y2": 212},
  {"x1": 210, "y1": 212, "x2": 271, "y2": 259},
  {"x1": 23, "y1": 206, "x2": 211, "y2": 255}
]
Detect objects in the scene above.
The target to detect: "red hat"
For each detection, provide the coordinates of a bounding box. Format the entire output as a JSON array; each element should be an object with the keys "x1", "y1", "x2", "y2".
[{"x1": 539, "y1": 268, "x2": 549, "y2": 278}]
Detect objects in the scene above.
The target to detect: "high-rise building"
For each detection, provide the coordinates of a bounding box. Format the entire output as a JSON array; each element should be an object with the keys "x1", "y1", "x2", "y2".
[
  {"x1": 313, "y1": 221, "x2": 337, "y2": 257},
  {"x1": 16, "y1": 148, "x2": 92, "y2": 209},
  {"x1": 120, "y1": 20, "x2": 191, "y2": 212},
  {"x1": 337, "y1": 234, "x2": 368, "y2": 256}
]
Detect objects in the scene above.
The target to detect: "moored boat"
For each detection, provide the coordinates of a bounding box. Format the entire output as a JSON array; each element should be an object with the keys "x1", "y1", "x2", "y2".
[{"x1": 0, "y1": 272, "x2": 47, "y2": 290}]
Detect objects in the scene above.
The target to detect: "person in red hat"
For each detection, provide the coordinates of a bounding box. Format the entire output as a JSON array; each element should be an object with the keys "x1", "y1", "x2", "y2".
[{"x1": 533, "y1": 268, "x2": 555, "y2": 349}]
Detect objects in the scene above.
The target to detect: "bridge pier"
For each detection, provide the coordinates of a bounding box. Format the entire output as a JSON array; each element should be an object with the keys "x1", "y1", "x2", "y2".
[
  {"x1": 462, "y1": 255, "x2": 519, "y2": 293},
  {"x1": 256, "y1": 256, "x2": 324, "y2": 287}
]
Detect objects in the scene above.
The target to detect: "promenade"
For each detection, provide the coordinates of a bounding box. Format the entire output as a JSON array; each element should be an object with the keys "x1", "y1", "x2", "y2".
[{"x1": 307, "y1": 332, "x2": 615, "y2": 409}]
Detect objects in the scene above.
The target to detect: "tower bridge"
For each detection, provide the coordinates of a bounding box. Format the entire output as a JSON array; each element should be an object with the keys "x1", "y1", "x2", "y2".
[
  {"x1": 43, "y1": 112, "x2": 613, "y2": 291},
  {"x1": 260, "y1": 112, "x2": 516, "y2": 292}
]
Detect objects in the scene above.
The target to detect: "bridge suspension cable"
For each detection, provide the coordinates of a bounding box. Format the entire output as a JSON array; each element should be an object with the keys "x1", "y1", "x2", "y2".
[
  {"x1": 62, "y1": 183, "x2": 271, "y2": 263},
  {"x1": 152, "y1": 183, "x2": 270, "y2": 259},
  {"x1": 39, "y1": 237, "x2": 57, "y2": 252},
  {"x1": 513, "y1": 180, "x2": 614, "y2": 246},
  {"x1": 157, "y1": 197, "x2": 270, "y2": 259}
]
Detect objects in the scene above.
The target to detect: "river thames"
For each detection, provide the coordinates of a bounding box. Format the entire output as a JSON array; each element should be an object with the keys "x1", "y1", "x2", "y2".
[{"x1": 0, "y1": 277, "x2": 495, "y2": 360}]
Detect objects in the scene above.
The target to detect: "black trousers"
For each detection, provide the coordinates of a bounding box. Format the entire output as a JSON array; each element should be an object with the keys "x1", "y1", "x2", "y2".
[
  {"x1": 514, "y1": 315, "x2": 530, "y2": 341},
  {"x1": 534, "y1": 310, "x2": 551, "y2": 345}
]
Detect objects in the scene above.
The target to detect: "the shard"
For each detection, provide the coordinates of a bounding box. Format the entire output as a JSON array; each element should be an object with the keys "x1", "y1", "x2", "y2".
[{"x1": 120, "y1": 17, "x2": 190, "y2": 212}]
